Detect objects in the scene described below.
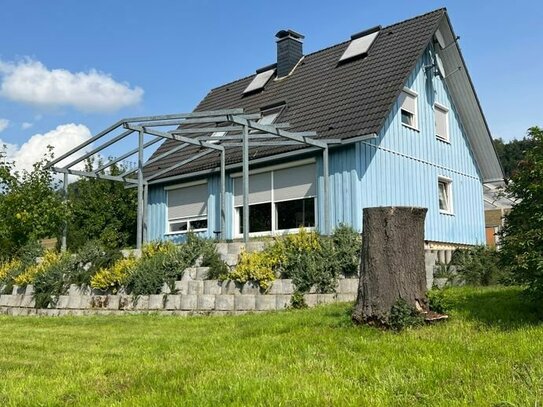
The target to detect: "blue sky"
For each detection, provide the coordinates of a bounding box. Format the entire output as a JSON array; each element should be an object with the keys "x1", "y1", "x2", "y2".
[{"x1": 0, "y1": 0, "x2": 541, "y2": 170}]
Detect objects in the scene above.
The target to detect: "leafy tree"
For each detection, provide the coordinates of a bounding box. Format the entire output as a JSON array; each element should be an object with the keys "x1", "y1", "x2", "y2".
[
  {"x1": 66, "y1": 159, "x2": 137, "y2": 251},
  {"x1": 499, "y1": 127, "x2": 543, "y2": 300},
  {"x1": 0, "y1": 147, "x2": 66, "y2": 258},
  {"x1": 493, "y1": 137, "x2": 536, "y2": 180}
]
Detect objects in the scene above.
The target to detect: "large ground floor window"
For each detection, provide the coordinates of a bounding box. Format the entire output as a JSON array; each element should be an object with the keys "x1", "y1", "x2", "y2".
[
  {"x1": 166, "y1": 181, "x2": 208, "y2": 234},
  {"x1": 233, "y1": 161, "x2": 317, "y2": 236}
]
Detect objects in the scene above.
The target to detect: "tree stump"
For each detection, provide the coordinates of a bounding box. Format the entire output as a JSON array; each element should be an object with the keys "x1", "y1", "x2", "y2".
[{"x1": 352, "y1": 207, "x2": 429, "y2": 326}]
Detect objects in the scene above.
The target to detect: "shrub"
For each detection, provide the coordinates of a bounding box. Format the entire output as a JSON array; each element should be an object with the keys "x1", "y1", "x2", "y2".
[
  {"x1": 68, "y1": 240, "x2": 122, "y2": 286},
  {"x1": 33, "y1": 253, "x2": 73, "y2": 309},
  {"x1": 90, "y1": 257, "x2": 138, "y2": 293},
  {"x1": 427, "y1": 288, "x2": 452, "y2": 314},
  {"x1": 14, "y1": 250, "x2": 63, "y2": 286},
  {"x1": 450, "y1": 246, "x2": 507, "y2": 286},
  {"x1": 228, "y1": 250, "x2": 275, "y2": 290},
  {"x1": 387, "y1": 299, "x2": 424, "y2": 331},
  {"x1": 331, "y1": 224, "x2": 361, "y2": 277}
]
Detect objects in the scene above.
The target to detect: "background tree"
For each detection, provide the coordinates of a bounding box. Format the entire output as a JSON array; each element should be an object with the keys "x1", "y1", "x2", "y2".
[
  {"x1": 0, "y1": 147, "x2": 66, "y2": 258},
  {"x1": 499, "y1": 127, "x2": 543, "y2": 301},
  {"x1": 67, "y1": 159, "x2": 137, "y2": 251},
  {"x1": 493, "y1": 137, "x2": 536, "y2": 180}
]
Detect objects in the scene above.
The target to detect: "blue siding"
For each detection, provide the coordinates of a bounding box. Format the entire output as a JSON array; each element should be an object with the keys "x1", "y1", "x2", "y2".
[{"x1": 148, "y1": 46, "x2": 485, "y2": 245}]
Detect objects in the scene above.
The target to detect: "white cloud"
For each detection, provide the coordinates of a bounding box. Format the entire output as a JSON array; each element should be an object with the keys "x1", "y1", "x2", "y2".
[
  {"x1": 0, "y1": 118, "x2": 9, "y2": 133},
  {"x1": 21, "y1": 122, "x2": 33, "y2": 129},
  {"x1": 1, "y1": 123, "x2": 92, "y2": 174},
  {"x1": 0, "y1": 58, "x2": 144, "y2": 113}
]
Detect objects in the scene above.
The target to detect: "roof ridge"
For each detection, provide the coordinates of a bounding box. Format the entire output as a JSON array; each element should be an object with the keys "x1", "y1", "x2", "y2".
[{"x1": 206, "y1": 8, "x2": 447, "y2": 94}]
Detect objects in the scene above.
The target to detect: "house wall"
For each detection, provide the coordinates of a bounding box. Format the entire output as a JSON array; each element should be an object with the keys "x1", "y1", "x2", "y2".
[
  {"x1": 147, "y1": 46, "x2": 485, "y2": 245},
  {"x1": 316, "y1": 45, "x2": 485, "y2": 244}
]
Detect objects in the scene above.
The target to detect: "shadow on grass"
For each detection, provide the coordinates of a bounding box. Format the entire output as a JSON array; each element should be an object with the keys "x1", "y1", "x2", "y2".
[{"x1": 447, "y1": 286, "x2": 542, "y2": 330}]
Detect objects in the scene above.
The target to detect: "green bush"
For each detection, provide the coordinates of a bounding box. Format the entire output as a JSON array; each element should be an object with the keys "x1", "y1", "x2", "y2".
[
  {"x1": 67, "y1": 240, "x2": 122, "y2": 286},
  {"x1": 33, "y1": 253, "x2": 73, "y2": 309},
  {"x1": 330, "y1": 224, "x2": 361, "y2": 277},
  {"x1": 450, "y1": 246, "x2": 508, "y2": 286},
  {"x1": 427, "y1": 288, "x2": 452, "y2": 314},
  {"x1": 387, "y1": 299, "x2": 424, "y2": 331}
]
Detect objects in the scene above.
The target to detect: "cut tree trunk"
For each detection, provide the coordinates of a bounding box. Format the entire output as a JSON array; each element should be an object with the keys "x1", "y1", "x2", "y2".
[{"x1": 352, "y1": 206, "x2": 429, "y2": 326}]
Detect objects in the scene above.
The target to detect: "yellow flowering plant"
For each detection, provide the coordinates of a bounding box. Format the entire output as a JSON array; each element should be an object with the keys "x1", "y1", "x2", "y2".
[
  {"x1": 90, "y1": 256, "x2": 138, "y2": 292},
  {"x1": 14, "y1": 250, "x2": 63, "y2": 286}
]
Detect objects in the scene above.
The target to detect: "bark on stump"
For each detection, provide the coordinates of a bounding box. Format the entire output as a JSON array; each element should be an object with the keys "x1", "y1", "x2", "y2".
[{"x1": 352, "y1": 207, "x2": 428, "y2": 326}]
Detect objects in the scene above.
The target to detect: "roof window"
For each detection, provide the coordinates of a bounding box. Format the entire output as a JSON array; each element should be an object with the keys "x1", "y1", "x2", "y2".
[{"x1": 339, "y1": 26, "x2": 381, "y2": 62}]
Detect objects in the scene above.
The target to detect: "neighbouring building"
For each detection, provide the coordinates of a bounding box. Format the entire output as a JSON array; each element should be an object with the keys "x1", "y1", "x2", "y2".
[{"x1": 143, "y1": 8, "x2": 504, "y2": 248}]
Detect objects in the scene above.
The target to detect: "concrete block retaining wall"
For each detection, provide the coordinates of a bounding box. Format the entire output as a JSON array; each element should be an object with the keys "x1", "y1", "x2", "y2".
[{"x1": 0, "y1": 277, "x2": 359, "y2": 316}]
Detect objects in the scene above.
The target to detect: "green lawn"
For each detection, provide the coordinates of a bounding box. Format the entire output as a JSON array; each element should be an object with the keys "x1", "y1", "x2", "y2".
[{"x1": 0, "y1": 286, "x2": 542, "y2": 406}]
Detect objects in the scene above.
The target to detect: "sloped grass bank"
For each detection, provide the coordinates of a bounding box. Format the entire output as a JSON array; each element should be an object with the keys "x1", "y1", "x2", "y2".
[{"x1": 0, "y1": 286, "x2": 541, "y2": 406}]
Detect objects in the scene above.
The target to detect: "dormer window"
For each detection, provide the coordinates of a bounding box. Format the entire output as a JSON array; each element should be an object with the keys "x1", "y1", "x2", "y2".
[{"x1": 399, "y1": 87, "x2": 418, "y2": 130}]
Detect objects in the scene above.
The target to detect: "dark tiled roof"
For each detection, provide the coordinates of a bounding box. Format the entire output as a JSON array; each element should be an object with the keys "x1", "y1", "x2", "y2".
[{"x1": 144, "y1": 8, "x2": 446, "y2": 181}]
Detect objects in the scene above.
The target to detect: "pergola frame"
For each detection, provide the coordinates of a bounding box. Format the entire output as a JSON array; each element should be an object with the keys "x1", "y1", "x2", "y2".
[{"x1": 45, "y1": 109, "x2": 336, "y2": 249}]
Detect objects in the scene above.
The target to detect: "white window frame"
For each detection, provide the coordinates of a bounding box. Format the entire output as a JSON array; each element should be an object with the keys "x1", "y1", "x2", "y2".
[
  {"x1": 232, "y1": 159, "x2": 317, "y2": 238},
  {"x1": 434, "y1": 102, "x2": 450, "y2": 142},
  {"x1": 167, "y1": 216, "x2": 209, "y2": 235},
  {"x1": 400, "y1": 87, "x2": 419, "y2": 131},
  {"x1": 437, "y1": 176, "x2": 453, "y2": 215},
  {"x1": 165, "y1": 180, "x2": 209, "y2": 235}
]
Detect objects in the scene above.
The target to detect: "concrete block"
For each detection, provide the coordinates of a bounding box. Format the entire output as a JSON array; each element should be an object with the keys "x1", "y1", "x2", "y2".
[
  {"x1": 304, "y1": 294, "x2": 318, "y2": 308},
  {"x1": 195, "y1": 267, "x2": 210, "y2": 280},
  {"x1": 20, "y1": 295, "x2": 35, "y2": 308},
  {"x1": 25, "y1": 285, "x2": 35, "y2": 296},
  {"x1": 246, "y1": 241, "x2": 265, "y2": 253},
  {"x1": 79, "y1": 295, "x2": 93, "y2": 309},
  {"x1": 133, "y1": 295, "x2": 150, "y2": 310},
  {"x1": 0, "y1": 295, "x2": 9, "y2": 306},
  {"x1": 174, "y1": 280, "x2": 189, "y2": 295},
  {"x1": 160, "y1": 283, "x2": 171, "y2": 294},
  {"x1": 215, "y1": 295, "x2": 234, "y2": 311},
  {"x1": 119, "y1": 295, "x2": 134, "y2": 310},
  {"x1": 338, "y1": 279, "x2": 358, "y2": 294},
  {"x1": 317, "y1": 294, "x2": 336, "y2": 305},
  {"x1": 222, "y1": 254, "x2": 238, "y2": 267},
  {"x1": 235, "y1": 295, "x2": 256, "y2": 311},
  {"x1": 267, "y1": 280, "x2": 282, "y2": 294},
  {"x1": 256, "y1": 295, "x2": 276, "y2": 311},
  {"x1": 165, "y1": 295, "x2": 181, "y2": 310},
  {"x1": 67, "y1": 295, "x2": 81, "y2": 309},
  {"x1": 187, "y1": 280, "x2": 204, "y2": 295},
  {"x1": 180, "y1": 294, "x2": 197, "y2": 310},
  {"x1": 107, "y1": 295, "x2": 120, "y2": 310},
  {"x1": 197, "y1": 294, "x2": 216, "y2": 310},
  {"x1": 215, "y1": 243, "x2": 228, "y2": 256},
  {"x1": 91, "y1": 295, "x2": 106, "y2": 309},
  {"x1": 0, "y1": 285, "x2": 6, "y2": 294},
  {"x1": 12, "y1": 285, "x2": 24, "y2": 295},
  {"x1": 204, "y1": 280, "x2": 222, "y2": 295},
  {"x1": 336, "y1": 293, "x2": 356, "y2": 303},
  {"x1": 57, "y1": 295, "x2": 70, "y2": 309},
  {"x1": 241, "y1": 281, "x2": 260, "y2": 295},
  {"x1": 227, "y1": 242, "x2": 244, "y2": 255},
  {"x1": 281, "y1": 279, "x2": 294, "y2": 294},
  {"x1": 221, "y1": 280, "x2": 242, "y2": 295},
  {"x1": 276, "y1": 295, "x2": 292, "y2": 310},
  {"x1": 148, "y1": 295, "x2": 164, "y2": 310},
  {"x1": 182, "y1": 268, "x2": 197, "y2": 280}
]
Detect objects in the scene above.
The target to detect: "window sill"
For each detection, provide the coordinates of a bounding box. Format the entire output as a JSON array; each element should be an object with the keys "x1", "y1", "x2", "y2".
[
  {"x1": 439, "y1": 210, "x2": 455, "y2": 217},
  {"x1": 165, "y1": 229, "x2": 208, "y2": 236},
  {"x1": 402, "y1": 123, "x2": 420, "y2": 132},
  {"x1": 436, "y1": 136, "x2": 450, "y2": 144},
  {"x1": 234, "y1": 227, "x2": 316, "y2": 239}
]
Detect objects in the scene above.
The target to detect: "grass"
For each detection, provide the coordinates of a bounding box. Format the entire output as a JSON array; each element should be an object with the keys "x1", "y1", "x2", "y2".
[{"x1": 0, "y1": 286, "x2": 542, "y2": 406}]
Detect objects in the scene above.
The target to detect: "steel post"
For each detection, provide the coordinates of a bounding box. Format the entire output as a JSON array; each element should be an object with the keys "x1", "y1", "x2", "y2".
[
  {"x1": 242, "y1": 124, "x2": 249, "y2": 243},
  {"x1": 136, "y1": 130, "x2": 144, "y2": 249},
  {"x1": 323, "y1": 145, "x2": 330, "y2": 235},
  {"x1": 220, "y1": 150, "x2": 226, "y2": 240},
  {"x1": 61, "y1": 172, "x2": 68, "y2": 252}
]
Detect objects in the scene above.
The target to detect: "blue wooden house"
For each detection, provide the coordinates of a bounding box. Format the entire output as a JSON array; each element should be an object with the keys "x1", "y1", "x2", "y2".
[{"x1": 143, "y1": 8, "x2": 503, "y2": 247}]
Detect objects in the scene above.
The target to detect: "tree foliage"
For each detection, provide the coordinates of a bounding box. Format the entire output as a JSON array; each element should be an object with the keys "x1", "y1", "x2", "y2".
[
  {"x1": 493, "y1": 136, "x2": 536, "y2": 180},
  {"x1": 499, "y1": 127, "x2": 543, "y2": 300},
  {"x1": 66, "y1": 160, "x2": 137, "y2": 251},
  {"x1": 0, "y1": 147, "x2": 66, "y2": 258}
]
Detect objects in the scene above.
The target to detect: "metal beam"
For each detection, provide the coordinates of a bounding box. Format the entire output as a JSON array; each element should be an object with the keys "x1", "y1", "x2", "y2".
[
  {"x1": 95, "y1": 137, "x2": 162, "y2": 173},
  {"x1": 242, "y1": 124, "x2": 249, "y2": 243},
  {"x1": 143, "y1": 183, "x2": 148, "y2": 244},
  {"x1": 45, "y1": 119, "x2": 124, "y2": 169},
  {"x1": 136, "y1": 130, "x2": 144, "y2": 250},
  {"x1": 145, "y1": 149, "x2": 216, "y2": 182},
  {"x1": 123, "y1": 109, "x2": 247, "y2": 123},
  {"x1": 62, "y1": 129, "x2": 134, "y2": 169},
  {"x1": 127, "y1": 125, "x2": 224, "y2": 152},
  {"x1": 61, "y1": 172, "x2": 68, "y2": 252},
  {"x1": 323, "y1": 146, "x2": 330, "y2": 236},
  {"x1": 120, "y1": 142, "x2": 191, "y2": 179},
  {"x1": 228, "y1": 116, "x2": 325, "y2": 149},
  {"x1": 168, "y1": 123, "x2": 290, "y2": 135},
  {"x1": 134, "y1": 114, "x2": 261, "y2": 128},
  {"x1": 220, "y1": 150, "x2": 226, "y2": 239},
  {"x1": 51, "y1": 166, "x2": 138, "y2": 184}
]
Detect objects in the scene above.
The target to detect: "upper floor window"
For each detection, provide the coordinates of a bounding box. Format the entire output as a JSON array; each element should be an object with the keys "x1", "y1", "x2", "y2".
[
  {"x1": 438, "y1": 176, "x2": 453, "y2": 214},
  {"x1": 434, "y1": 103, "x2": 449, "y2": 142},
  {"x1": 399, "y1": 87, "x2": 418, "y2": 130}
]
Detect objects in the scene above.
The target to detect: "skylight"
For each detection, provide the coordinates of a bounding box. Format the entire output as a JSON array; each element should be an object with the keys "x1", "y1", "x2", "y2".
[
  {"x1": 339, "y1": 26, "x2": 381, "y2": 62},
  {"x1": 243, "y1": 68, "x2": 276, "y2": 94}
]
